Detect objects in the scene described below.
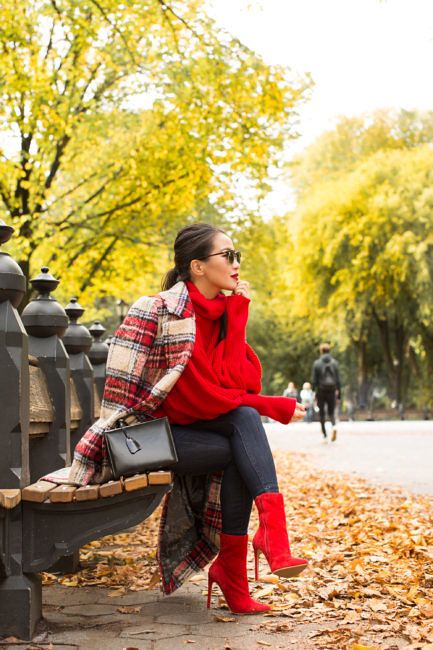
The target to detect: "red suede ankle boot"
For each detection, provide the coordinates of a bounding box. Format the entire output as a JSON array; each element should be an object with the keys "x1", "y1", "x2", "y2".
[
  {"x1": 207, "y1": 533, "x2": 270, "y2": 614},
  {"x1": 253, "y1": 492, "x2": 308, "y2": 580}
]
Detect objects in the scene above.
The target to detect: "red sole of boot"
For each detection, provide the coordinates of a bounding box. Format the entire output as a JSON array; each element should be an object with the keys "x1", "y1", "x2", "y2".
[{"x1": 273, "y1": 563, "x2": 308, "y2": 578}]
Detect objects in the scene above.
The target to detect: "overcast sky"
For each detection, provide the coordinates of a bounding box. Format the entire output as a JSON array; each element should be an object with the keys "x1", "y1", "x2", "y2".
[{"x1": 207, "y1": 0, "x2": 433, "y2": 214}]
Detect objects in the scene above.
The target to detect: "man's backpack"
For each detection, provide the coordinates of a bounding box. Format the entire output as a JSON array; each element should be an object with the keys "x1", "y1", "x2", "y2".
[{"x1": 319, "y1": 360, "x2": 337, "y2": 390}]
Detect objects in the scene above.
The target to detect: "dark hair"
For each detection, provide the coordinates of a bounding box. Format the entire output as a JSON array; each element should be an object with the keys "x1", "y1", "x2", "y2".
[
  {"x1": 161, "y1": 223, "x2": 226, "y2": 290},
  {"x1": 320, "y1": 342, "x2": 331, "y2": 354}
]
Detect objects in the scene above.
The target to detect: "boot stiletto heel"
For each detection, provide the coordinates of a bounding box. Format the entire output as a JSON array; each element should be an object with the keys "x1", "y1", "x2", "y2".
[
  {"x1": 207, "y1": 576, "x2": 213, "y2": 609},
  {"x1": 254, "y1": 547, "x2": 260, "y2": 581}
]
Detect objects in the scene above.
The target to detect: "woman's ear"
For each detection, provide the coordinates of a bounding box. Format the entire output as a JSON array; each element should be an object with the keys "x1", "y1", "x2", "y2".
[{"x1": 190, "y1": 259, "x2": 205, "y2": 277}]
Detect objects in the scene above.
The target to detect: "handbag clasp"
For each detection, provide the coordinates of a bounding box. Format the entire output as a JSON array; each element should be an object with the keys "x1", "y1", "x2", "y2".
[{"x1": 120, "y1": 427, "x2": 142, "y2": 454}]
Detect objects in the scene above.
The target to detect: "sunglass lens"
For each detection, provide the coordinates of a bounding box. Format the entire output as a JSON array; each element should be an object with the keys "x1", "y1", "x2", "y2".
[{"x1": 224, "y1": 250, "x2": 241, "y2": 264}]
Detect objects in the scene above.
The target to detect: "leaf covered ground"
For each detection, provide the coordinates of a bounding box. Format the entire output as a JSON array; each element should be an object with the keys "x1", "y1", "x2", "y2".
[{"x1": 42, "y1": 452, "x2": 433, "y2": 649}]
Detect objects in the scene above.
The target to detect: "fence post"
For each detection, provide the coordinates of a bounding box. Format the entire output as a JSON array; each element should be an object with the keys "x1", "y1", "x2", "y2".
[
  {"x1": 21, "y1": 267, "x2": 71, "y2": 482},
  {"x1": 62, "y1": 298, "x2": 93, "y2": 454},
  {"x1": 0, "y1": 221, "x2": 29, "y2": 489},
  {"x1": 88, "y1": 320, "x2": 109, "y2": 418},
  {"x1": 0, "y1": 221, "x2": 41, "y2": 639}
]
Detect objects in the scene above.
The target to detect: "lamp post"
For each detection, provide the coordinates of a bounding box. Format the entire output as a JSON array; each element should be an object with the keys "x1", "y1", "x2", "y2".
[{"x1": 115, "y1": 298, "x2": 128, "y2": 324}]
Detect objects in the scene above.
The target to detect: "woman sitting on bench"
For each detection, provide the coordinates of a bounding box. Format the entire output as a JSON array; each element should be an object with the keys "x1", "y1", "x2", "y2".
[{"x1": 69, "y1": 222, "x2": 307, "y2": 614}]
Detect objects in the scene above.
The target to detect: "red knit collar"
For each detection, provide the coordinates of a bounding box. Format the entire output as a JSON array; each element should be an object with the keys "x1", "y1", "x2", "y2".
[{"x1": 186, "y1": 281, "x2": 226, "y2": 321}]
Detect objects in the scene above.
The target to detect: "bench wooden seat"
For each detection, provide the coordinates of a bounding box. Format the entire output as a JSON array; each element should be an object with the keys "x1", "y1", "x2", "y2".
[
  {"x1": 0, "y1": 489, "x2": 21, "y2": 509},
  {"x1": 16, "y1": 471, "x2": 173, "y2": 505}
]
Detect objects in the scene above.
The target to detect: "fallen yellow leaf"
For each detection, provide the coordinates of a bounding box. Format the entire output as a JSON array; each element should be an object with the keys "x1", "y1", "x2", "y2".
[
  {"x1": 259, "y1": 575, "x2": 280, "y2": 584},
  {"x1": 419, "y1": 603, "x2": 433, "y2": 617},
  {"x1": 253, "y1": 585, "x2": 276, "y2": 599}
]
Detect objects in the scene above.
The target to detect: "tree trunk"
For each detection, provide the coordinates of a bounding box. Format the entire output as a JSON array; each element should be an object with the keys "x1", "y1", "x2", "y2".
[
  {"x1": 373, "y1": 311, "x2": 408, "y2": 408},
  {"x1": 373, "y1": 312, "x2": 397, "y2": 402},
  {"x1": 394, "y1": 321, "x2": 406, "y2": 407},
  {"x1": 354, "y1": 338, "x2": 369, "y2": 408}
]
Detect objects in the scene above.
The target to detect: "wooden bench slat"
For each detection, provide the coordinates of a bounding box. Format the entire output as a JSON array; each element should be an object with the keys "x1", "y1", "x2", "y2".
[
  {"x1": 0, "y1": 489, "x2": 21, "y2": 509},
  {"x1": 99, "y1": 480, "x2": 123, "y2": 498},
  {"x1": 75, "y1": 485, "x2": 100, "y2": 501},
  {"x1": 147, "y1": 471, "x2": 173, "y2": 485},
  {"x1": 124, "y1": 474, "x2": 148, "y2": 492},
  {"x1": 22, "y1": 481, "x2": 57, "y2": 503},
  {"x1": 48, "y1": 485, "x2": 77, "y2": 503}
]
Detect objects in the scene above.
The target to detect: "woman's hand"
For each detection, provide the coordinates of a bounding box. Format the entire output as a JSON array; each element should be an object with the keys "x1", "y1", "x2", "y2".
[
  {"x1": 233, "y1": 280, "x2": 250, "y2": 300},
  {"x1": 291, "y1": 402, "x2": 306, "y2": 422}
]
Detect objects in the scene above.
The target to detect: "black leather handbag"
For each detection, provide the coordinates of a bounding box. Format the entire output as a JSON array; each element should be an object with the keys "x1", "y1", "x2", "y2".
[{"x1": 104, "y1": 416, "x2": 178, "y2": 480}]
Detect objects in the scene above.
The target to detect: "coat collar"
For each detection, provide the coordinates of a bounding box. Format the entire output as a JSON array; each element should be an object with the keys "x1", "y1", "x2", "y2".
[{"x1": 159, "y1": 281, "x2": 194, "y2": 318}]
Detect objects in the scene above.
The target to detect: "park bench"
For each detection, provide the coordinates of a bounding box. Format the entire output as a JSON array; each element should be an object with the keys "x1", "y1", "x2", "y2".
[{"x1": 0, "y1": 221, "x2": 173, "y2": 640}]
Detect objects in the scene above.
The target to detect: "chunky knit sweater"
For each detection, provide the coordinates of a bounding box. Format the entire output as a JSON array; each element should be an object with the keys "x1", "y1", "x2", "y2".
[{"x1": 155, "y1": 281, "x2": 296, "y2": 425}]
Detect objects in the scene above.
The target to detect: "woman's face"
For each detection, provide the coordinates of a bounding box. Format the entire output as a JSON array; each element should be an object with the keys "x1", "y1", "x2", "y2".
[{"x1": 193, "y1": 232, "x2": 241, "y2": 293}]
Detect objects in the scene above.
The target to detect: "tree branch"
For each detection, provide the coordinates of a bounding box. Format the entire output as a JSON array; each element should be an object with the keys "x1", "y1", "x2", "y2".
[
  {"x1": 156, "y1": 0, "x2": 203, "y2": 41},
  {"x1": 79, "y1": 235, "x2": 119, "y2": 292},
  {"x1": 51, "y1": 167, "x2": 125, "y2": 229},
  {"x1": 43, "y1": 167, "x2": 108, "y2": 211},
  {"x1": 43, "y1": 16, "x2": 56, "y2": 61},
  {"x1": 88, "y1": 0, "x2": 139, "y2": 67},
  {"x1": 44, "y1": 134, "x2": 71, "y2": 190}
]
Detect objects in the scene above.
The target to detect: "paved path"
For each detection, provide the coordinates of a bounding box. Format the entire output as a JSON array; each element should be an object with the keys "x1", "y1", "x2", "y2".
[
  {"x1": 21, "y1": 583, "x2": 336, "y2": 650},
  {"x1": 3, "y1": 420, "x2": 429, "y2": 649},
  {"x1": 265, "y1": 419, "x2": 433, "y2": 496}
]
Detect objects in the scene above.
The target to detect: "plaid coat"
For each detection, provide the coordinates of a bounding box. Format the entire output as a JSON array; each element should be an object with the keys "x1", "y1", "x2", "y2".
[{"x1": 69, "y1": 281, "x2": 221, "y2": 594}]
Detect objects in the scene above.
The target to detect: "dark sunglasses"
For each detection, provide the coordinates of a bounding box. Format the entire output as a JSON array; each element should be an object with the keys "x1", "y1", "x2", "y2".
[{"x1": 202, "y1": 249, "x2": 241, "y2": 264}]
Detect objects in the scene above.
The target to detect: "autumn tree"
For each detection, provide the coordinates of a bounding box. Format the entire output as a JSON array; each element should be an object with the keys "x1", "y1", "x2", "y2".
[
  {"x1": 290, "y1": 112, "x2": 433, "y2": 407},
  {"x1": 0, "y1": 0, "x2": 310, "y2": 306}
]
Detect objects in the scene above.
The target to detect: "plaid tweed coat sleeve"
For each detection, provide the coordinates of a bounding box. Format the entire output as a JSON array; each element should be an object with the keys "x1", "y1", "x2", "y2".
[{"x1": 69, "y1": 281, "x2": 196, "y2": 485}]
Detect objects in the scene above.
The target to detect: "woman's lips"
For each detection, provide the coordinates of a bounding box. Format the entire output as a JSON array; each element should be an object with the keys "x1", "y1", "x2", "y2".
[{"x1": 231, "y1": 274, "x2": 239, "y2": 281}]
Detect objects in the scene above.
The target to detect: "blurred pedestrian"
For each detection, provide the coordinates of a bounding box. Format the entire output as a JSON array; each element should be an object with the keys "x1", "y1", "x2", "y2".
[
  {"x1": 283, "y1": 381, "x2": 298, "y2": 400},
  {"x1": 300, "y1": 381, "x2": 315, "y2": 423},
  {"x1": 311, "y1": 343, "x2": 341, "y2": 441}
]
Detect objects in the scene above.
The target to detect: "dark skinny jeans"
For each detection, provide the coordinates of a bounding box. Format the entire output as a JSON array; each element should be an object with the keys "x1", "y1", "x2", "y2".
[
  {"x1": 317, "y1": 389, "x2": 337, "y2": 436},
  {"x1": 171, "y1": 406, "x2": 279, "y2": 536}
]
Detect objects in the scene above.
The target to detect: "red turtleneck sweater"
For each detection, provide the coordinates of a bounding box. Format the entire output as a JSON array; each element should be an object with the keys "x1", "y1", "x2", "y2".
[{"x1": 154, "y1": 281, "x2": 296, "y2": 425}]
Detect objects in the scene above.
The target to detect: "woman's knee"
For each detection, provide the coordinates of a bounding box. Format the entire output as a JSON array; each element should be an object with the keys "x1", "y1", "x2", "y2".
[
  {"x1": 226, "y1": 407, "x2": 271, "y2": 450},
  {"x1": 230, "y1": 406, "x2": 263, "y2": 429}
]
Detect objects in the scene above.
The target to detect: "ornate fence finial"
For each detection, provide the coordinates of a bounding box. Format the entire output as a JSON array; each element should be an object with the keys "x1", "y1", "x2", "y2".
[
  {"x1": 21, "y1": 267, "x2": 68, "y2": 337},
  {"x1": 0, "y1": 220, "x2": 26, "y2": 307},
  {"x1": 62, "y1": 297, "x2": 92, "y2": 354},
  {"x1": 88, "y1": 320, "x2": 109, "y2": 366}
]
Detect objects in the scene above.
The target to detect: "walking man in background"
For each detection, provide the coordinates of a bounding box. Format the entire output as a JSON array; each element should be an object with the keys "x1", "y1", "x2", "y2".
[{"x1": 312, "y1": 343, "x2": 341, "y2": 441}]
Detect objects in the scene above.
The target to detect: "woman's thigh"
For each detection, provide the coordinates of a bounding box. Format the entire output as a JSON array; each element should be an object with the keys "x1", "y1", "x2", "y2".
[
  {"x1": 190, "y1": 407, "x2": 278, "y2": 494},
  {"x1": 192, "y1": 406, "x2": 268, "y2": 447},
  {"x1": 171, "y1": 424, "x2": 232, "y2": 475}
]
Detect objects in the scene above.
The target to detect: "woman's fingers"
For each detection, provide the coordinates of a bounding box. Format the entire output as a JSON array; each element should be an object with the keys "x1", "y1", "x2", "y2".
[
  {"x1": 234, "y1": 280, "x2": 250, "y2": 299},
  {"x1": 292, "y1": 403, "x2": 306, "y2": 421}
]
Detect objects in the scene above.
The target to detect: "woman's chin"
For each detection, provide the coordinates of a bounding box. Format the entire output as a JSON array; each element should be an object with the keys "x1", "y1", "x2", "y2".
[{"x1": 216, "y1": 278, "x2": 237, "y2": 292}]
